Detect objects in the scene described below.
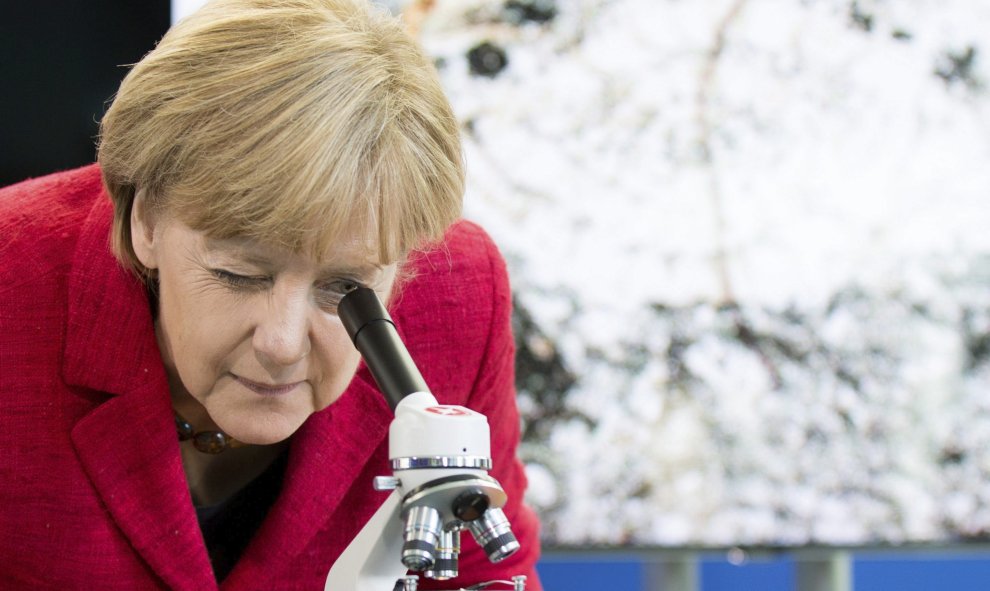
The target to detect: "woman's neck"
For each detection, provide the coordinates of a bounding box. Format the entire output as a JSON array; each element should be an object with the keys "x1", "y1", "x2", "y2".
[
  {"x1": 167, "y1": 375, "x2": 289, "y2": 506},
  {"x1": 180, "y1": 438, "x2": 289, "y2": 507}
]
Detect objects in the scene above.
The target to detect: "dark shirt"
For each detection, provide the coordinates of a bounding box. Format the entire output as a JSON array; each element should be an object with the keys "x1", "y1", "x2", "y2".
[{"x1": 195, "y1": 451, "x2": 289, "y2": 582}]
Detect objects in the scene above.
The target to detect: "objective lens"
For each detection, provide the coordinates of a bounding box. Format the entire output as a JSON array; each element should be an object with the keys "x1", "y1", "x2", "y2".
[
  {"x1": 401, "y1": 506, "x2": 442, "y2": 570},
  {"x1": 425, "y1": 529, "x2": 460, "y2": 580},
  {"x1": 466, "y1": 507, "x2": 520, "y2": 563}
]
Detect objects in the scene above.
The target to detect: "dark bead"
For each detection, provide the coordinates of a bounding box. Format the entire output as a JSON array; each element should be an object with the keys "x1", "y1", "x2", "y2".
[
  {"x1": 193, "y1": 431, "x2": 229, "y2": 454},
  {"x1": 175, "y1": 415, "x2": 194, "y2": 441}
]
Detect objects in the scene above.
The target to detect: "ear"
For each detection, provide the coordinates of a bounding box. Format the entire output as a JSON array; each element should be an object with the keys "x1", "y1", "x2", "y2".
[{"x1": 131, "y1": 188, "x2": 161, "y2": 271}]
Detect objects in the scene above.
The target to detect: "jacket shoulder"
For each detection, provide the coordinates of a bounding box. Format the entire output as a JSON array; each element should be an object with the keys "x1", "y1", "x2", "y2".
[
  {"x1": 406, "y1": 219, "x2": 508, "y2": 291},
  {"x1": 0, "y1": 164, "x2": 104, "y2": 220},
  {"x1": 0, "y1": 164, "x2": 105, "y2": 290},
  {"x1": 398, "y1": 219, "x2": 510, "y2": 314},
  {"x1": 389, "y1": 220, "x2": 512, "y2": 403}
]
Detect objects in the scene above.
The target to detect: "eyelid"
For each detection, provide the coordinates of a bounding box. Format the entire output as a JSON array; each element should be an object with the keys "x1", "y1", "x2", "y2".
[
  {"x1": 212, "y1": 268, "x2": 271, "y2": 286},
  {"x1": 210, "y1": 267, "x2": 376, "y2": 299},
  {"x1": 316, "y1": 277, "x2": 366, "y2": 292}
]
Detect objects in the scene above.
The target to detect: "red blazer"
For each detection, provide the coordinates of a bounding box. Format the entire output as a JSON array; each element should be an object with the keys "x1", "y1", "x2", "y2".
[{"x1": 0, "y1": 165, "x2": 541, "y2": 590}]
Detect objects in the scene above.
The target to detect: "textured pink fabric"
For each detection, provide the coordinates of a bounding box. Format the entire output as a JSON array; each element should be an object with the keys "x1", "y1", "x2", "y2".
[{"x1": 0, "y1": 165, "x2": 541, "y2": 590}]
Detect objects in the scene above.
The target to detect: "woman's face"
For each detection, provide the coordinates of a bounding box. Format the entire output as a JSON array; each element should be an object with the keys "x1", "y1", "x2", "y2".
[{"x1": 131, "y1": 199, "x2": 396, "y2": 445}]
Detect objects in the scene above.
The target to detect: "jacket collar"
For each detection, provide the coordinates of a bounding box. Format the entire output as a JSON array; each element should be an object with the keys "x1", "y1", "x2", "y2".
[
  {"x1": 65, "y1": 192, "x2": 218, "y2": 590},
  {"x1": 62, "y1": 186, "x2": 164, "y2": 399},
  {"x1": 63, "y1": 188, "x2": 393, "y2": 589}
]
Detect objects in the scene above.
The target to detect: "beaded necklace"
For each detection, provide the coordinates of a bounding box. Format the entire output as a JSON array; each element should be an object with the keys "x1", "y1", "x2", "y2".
[{"x1": 174, "y1": 411, "x2": 244, "y2": 454}]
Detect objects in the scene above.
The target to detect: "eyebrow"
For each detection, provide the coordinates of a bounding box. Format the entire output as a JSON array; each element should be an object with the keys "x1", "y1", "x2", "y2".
[
  {"x1": 316, "y1": 262, "x2": 385, "y2": 282},
  {"x1": 203, "y1": 237, "x2": 384, "y2": 280}
]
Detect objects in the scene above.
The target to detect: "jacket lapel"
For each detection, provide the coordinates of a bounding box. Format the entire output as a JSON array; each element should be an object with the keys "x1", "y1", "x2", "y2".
[
  {"x1": 64, "y1": 194, "x2": 216, "y2": 591},
  {"x1": 71, "y1": 387, "x2": 217, "y2": 591}
]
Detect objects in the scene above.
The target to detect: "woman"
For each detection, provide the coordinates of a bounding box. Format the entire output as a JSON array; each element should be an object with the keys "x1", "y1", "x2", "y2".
[{"x1": 0, "y1": 0, "x2": 541, "y2": 588}]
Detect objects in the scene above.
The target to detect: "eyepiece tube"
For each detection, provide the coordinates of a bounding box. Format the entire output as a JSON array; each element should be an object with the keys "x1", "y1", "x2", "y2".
[{"x1": 338, "y1": 287, "x2": 430, "y2": 411}]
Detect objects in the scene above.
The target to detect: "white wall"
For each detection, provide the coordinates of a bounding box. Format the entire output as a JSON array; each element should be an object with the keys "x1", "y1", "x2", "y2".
[{"x1": 171, "y1": 0, "x2": 207, "y2": 24}]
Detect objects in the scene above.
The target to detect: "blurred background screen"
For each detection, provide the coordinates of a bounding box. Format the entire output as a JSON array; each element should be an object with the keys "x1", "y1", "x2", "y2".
[{"x1": 410, "y1": 0, "x2": 990, "y2": 551}]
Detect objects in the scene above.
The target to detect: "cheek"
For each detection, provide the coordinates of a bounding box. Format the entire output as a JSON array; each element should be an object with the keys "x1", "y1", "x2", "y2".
[
  {"x1": 161, "y1": 282, "x2": 247, "y2": 390},
  {"x1": 312, "y1": 323, "x2": 362, "y2": 409},
  {"x1": 185, "y1": 313, "x2": 243, "y2": 363}
]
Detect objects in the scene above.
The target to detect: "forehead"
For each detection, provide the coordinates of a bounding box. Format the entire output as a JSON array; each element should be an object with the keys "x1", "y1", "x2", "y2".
[
  {"x1": 202, "y1": 236, "x2": 381, "y2": 267},
  {"x1": 195, "y1": 224, "x2": 385, "y2": 274},
  {"x1": 164, "y1": 179, "x2": 398, "y2": 267}
]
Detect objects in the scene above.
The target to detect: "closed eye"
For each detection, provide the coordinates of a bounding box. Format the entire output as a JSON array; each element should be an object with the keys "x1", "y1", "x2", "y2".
[
  {"x1": 314, "y1": 279, "x2": 363, "y2": 310},
  {"x1": 211, "y1": 269, "x2": 271, "y2": 291}
]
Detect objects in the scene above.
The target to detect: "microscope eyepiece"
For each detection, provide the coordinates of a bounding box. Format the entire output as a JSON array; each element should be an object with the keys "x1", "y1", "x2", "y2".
[{"x1": 338, "y1": 287, "x2": 430, "y2": 410}]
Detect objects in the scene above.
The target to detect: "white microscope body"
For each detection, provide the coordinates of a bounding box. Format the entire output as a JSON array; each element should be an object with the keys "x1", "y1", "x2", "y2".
[{"x1": 326, "y1": 288, "x2": 526, "y2": 591}]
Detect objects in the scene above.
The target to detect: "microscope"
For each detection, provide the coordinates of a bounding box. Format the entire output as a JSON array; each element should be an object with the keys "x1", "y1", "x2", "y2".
[{"x1": 325, "y1": 288, "x2": 527, "y2": 591}]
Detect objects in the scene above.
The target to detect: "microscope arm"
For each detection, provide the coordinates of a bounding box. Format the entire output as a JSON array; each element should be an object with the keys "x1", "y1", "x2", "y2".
[{"x1": 325, "y1": 489, "x2": 406, "y2": 591}]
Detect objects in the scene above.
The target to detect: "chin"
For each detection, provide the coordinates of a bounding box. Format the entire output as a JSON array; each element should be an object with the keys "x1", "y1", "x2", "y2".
[
  {"x1": 236, "y1": 429, "x2": 294, "y2": 446},
  {"x1": 219, "y1": 409, "x2": 305, "y2": 446}
]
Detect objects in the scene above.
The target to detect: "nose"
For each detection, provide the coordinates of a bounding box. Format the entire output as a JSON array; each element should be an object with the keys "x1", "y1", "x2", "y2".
[{"x1": 252, "y1": 283, "x2": 312, "y2": 368}]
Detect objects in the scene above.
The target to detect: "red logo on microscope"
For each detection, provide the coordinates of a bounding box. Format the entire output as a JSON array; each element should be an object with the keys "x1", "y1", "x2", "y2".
[{"x1": 424, "y1": 406, "x2": 470, "y2": 416}]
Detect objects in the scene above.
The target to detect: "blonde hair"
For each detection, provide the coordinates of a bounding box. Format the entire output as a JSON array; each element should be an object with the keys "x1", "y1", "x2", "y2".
[{"x1": 99, "y1": 0, "x2": 463, "y2": 278}]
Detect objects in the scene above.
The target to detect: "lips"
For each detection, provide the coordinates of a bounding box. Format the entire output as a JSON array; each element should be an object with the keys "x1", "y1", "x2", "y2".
[{"x1": 233, "y1": 375, "x2": 303, "y2": 396}]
